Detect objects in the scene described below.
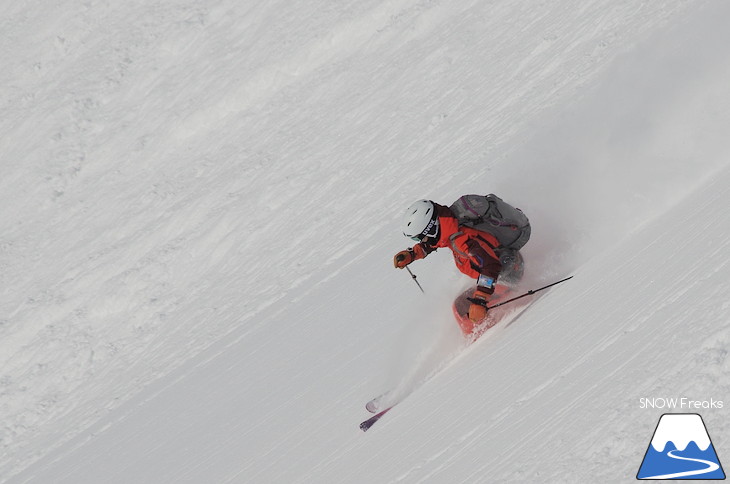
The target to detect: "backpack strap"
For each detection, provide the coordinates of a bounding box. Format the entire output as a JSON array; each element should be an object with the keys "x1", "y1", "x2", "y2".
[
  {"x1": 458, "y1": 196, "x2": 487, "y2": 222},
  {"x1": 449, "y1": 232, "x2": 469, "y2": 259}
]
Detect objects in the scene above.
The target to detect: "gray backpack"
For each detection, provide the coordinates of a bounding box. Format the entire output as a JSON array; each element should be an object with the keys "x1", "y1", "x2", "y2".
[{"x1": 449, "y1": 194, "x2": 531, "y2": 250}]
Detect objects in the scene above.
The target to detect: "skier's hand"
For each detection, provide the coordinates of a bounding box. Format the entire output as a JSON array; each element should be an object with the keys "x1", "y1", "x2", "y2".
[
  {"x1": 394, "y1": 245, "x2": 429, "y2": 268},
  {"x1": 394, "y1": 249, "x2": 414, "y2": 268}
]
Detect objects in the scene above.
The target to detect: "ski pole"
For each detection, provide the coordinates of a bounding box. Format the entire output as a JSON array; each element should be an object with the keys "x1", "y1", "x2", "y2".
[
  {"x1": 486, "y1": 275, "x2": 573, "y2": 310},
  {"x1": 468, "y1": 276, "x2": 573, "y2": 310},
  {"x1": 405, "y1": 266, "x2": 425, "y2": 293}
]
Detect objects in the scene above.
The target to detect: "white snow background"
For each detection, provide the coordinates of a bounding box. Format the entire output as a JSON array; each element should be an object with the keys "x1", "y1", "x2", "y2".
[{"x1": 1, "y1": 0, "x2": 729, "y2": 482}]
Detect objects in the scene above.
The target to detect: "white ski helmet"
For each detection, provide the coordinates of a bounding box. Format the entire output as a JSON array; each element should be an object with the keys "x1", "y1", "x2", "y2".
[{"x1": 402, "y1": 200, "x2": 439, "y2": 241}]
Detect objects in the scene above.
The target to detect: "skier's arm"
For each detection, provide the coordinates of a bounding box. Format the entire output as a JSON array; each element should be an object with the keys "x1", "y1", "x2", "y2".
[{"x1": 464, "y1": 239, "x2": 501, "y2": 285}]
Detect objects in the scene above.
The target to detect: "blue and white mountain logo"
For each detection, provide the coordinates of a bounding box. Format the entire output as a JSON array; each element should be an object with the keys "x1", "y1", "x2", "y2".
[{"x1": 637, "y1": 413, "x2": 725, "y2": 480}]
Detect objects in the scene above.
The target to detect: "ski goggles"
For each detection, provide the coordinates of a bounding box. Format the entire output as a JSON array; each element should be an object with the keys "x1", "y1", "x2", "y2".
[{"x1": 411, "y1": 217, "x2": 440, "y2": 242}]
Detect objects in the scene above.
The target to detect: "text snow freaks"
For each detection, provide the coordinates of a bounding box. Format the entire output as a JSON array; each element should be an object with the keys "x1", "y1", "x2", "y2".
[{"x1": 639, "y1": 398, "x2": 724, "y2": 410}]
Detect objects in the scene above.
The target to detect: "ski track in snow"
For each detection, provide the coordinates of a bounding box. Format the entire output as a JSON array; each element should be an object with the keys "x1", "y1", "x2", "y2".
[{"x1": 1, "y1": 0, "x2": 730, "y2": 482}]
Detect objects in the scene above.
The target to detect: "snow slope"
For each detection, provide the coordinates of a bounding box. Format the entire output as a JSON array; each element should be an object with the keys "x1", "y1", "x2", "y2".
[{"x1": 1, "y1": 0, "x2": 729, "y2": 482}]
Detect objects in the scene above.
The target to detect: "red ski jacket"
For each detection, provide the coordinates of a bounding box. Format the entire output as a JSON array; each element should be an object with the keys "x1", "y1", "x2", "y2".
[{"x1": 415, "y1": 204, "x2": 502, "y2": 280}]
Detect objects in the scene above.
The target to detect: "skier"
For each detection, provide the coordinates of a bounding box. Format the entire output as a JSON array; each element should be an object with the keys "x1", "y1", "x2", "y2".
[{"x1": 394, "y1": 197, "x2": 528, "y2": 323}]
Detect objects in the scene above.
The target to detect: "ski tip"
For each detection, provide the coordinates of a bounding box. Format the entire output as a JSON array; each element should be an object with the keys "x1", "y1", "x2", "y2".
[
  {"x1": 359, "y1": 407, "x2": 392, "y2": 432},
  {"x1": 360, "y1": 415, "x2": 379, "y2": 432}
]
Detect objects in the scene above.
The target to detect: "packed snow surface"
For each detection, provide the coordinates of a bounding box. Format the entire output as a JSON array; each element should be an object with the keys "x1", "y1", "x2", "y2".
[{"x1": 1, "y1": 0, "x2": 729, "y2": 482}]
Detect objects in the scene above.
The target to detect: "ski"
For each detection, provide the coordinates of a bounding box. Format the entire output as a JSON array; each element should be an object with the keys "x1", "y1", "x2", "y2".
[
  {"x1": 359, "y1": 275, "x2": 574, "y2": 432},
  {"x1": 359, "y1": 407, "x2": 393, "y2": 432}
]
